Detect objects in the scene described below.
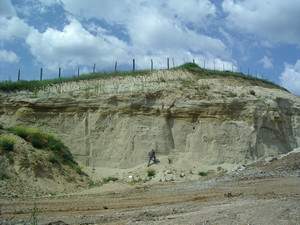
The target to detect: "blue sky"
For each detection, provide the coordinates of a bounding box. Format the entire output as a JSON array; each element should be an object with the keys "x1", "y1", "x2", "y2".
[{"x1": 0, "y1": 0, "x2": 299, "y2": 95}]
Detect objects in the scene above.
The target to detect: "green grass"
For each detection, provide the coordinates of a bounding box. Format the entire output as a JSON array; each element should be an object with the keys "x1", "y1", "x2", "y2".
[
  {"x1": 250, "y1": 89, "x2": 256, "y2": 95},
  {"x1": 0, "y1": 124, "x2": 88, "y2": 184},
  {"x1": 5, "y1": 152, "x2": 14, "y2": 164},
  {"x1": 48, "y1": 153, "x2": 60, "y2": 164},
  {"x1": 0, "y1": 136, "x2": 16, "y2": 151},
  {"x1": 0, "y1": 63, "x2": 287, "y2": 93},
  {"x1": 102, "y1": 176, "x2": 119, "y2": 184},
  {"x1": 24, "y1": 203, "x2": 37, "y2": 225},
  {"x1": 146, "y1": 168, "x2": 156, "y2": 177},
  {"x1": 66, "y1": 176, "x2": 75, "y2": 182},
  {"x1": 176, "y1": 63, "x2": 288, "y2": 92},
  {"x1": 88, "y1": 176, "x2": 119, "y2": 188},
  {"x1": 0, "y1": 70, "x2": 150, "y2": 93},
  {"x1": 217, "y1": 166, "x2": 228, "y2": 173},
  {"x1": 227, "y1": 92, "x2": 238, "y2": 98},
  {"x1": 198, "y1": 170, "x2": 214, "y2": 177},
  {"x1": 8, "y1": 126, "x2": 30, "y2": 139},
  {"x1": 0, "y1": 171, "x2": 10, "y2": 180},
  {"x1": 6, "y1": 125, "x2": 79, "y2": 175}
]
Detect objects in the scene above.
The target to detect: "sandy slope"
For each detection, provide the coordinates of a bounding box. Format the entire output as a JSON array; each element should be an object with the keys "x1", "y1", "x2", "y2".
[{"x1": 1, "y1": 151, "x2": 299, "y2": 225}]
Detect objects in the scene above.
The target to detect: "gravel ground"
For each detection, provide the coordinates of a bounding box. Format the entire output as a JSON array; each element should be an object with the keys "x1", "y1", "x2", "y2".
[{"x1": 1, "y1": 152, "x2": 299, "y2": 225}]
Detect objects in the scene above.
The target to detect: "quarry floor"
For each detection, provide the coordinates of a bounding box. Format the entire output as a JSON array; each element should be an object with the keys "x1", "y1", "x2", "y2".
[
  {"x1": 1, "y1": 152, "x2": 299, "y2": 225},
  {"x1": 1, "y1": 175, "x2": 300, "y2": 225}
]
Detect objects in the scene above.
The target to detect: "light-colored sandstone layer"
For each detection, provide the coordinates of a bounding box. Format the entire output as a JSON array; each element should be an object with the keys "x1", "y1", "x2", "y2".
[{"x1": 1, "y1": 69, "x2": 299, "y2": 169}]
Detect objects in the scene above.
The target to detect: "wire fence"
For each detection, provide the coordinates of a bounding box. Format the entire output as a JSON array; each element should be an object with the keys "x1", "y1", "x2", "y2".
[{"x1": 6, "y1": 57, "x2": 273, "y2": 84}]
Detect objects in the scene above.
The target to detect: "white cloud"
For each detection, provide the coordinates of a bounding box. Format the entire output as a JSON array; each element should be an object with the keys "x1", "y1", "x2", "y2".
[
  {"x1": 22, "y1": 0, "x2": 230, "y2": 71},
  {"x1": 0, "y1": 17, "x2": 30, "y2": 42},
  {"x1": 280, "y1": 60, "x2": 300, "y2": 95},
  {"x1": 0, "y1": 0, "x2": 16, "y2": 17},
  {"x1": 0, "y1": 49, "x2": 19, "y2": 63},
  {"x1": 259, "y1": 56, "x2": 273, "y2": 69},
  {"x1": 222, "y1": 0, "x2": 300, "y2": 46},
  {"x1": 58, "y1": 0, "x2": 228, "y2": 58},
  {"x1": 25, "y1": 18, "x2": 130, "y2": 71},
  {"x1": 127, "y1": 9, "x2": 228, "y2": 58},
  {"x1": 59, "y1": 0, "x2": 216, "y2": 26},
  {"x1": 159, "y1": 0, "x2": 216, "y2": 28}
]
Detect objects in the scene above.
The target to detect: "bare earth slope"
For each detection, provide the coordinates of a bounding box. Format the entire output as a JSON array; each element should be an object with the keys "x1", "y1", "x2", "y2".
[
  {"x1": 1, "y1": 150, "x2": 299, "y2": 225},
  {"x1": 0, "y1": 132, "x2": 91, "y2": 197}
]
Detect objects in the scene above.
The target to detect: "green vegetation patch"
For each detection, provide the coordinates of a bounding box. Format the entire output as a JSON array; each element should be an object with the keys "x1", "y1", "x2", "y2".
[
  {"x1": 0, "y1": 70, "x2": 150, "y2": 93},
  {"x1": 0, "y1": 136, "x2": 16, "y2": 151},
  {"x1": 5, "y1": 152, "x2": 14, "y2": 164},
  {"x1": 198, "y1": 170, "x2": 215, "y2": 177},
  {"x1": 88, "y1": 176, "x2": 119, "y2": 188},
  {"x1": 0, "y1": 171, "x2": 10, "y2": 180},
  {"x1": 0, "y1": 62, "x2": 287, "y2": 93},
  {"x1": 102, "y1": 176, "x2": 119, "y2": 184},
  {"x1": 6, "y1": 124, "x2": 82, "y2": 175},
  {"x1": 0, "y1": 121, "x2": 5, "y2": 130},
  {"x1": 9, "y1": 126, "x2": 30, "y2": 139},
  {"x1": 146, "y1": 168, "x2": 156, "y2": 177},
  {"x1": 176, "y1": 63, "x2": 287, "y2": 91},
  {"x1": 217, "y1": 166, "x2": 228, "y2": 173}
]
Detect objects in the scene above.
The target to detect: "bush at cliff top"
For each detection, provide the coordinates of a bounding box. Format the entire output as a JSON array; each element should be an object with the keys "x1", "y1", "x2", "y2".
[{"x1": 0, "y1": 136, "x2": 16, "y2": 151}]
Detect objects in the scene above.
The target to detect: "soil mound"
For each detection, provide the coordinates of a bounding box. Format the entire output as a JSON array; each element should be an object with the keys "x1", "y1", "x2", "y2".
[{"x1": 0, "y1": 130, "x2": 90, "y2": 197}]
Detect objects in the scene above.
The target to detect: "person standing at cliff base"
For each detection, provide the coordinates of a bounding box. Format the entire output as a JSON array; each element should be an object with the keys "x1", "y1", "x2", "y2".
[{"x1": 148, "y1": 149, "x2": 157, "y2": 167}]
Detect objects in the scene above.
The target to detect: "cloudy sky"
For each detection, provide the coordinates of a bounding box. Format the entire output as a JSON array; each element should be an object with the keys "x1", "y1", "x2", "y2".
[{"x1": 0, "y1": 0, "x2": 299, "y2": 95}]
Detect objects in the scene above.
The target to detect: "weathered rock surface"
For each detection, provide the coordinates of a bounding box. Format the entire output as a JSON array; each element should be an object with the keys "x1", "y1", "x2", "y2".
[{"x1": 1, "y1": 69, "x2": 299, "y2": 169}]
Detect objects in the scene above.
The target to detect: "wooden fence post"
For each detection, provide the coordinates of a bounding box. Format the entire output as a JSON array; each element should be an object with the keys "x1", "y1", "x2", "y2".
[
  {"x1": 193, "y1": 59, "x2": 195, "y2": 64},
  {"x1": 167, "y1": 58, "x2": 169, "y2": 69},
  {"x1": 151, "y1": 59, "x2": 153, "y2": 71},
  {"x1": 115, "y1": 62, "x2": 117, "y2": 72},
  {"x1": 172, "y1": 57, "x2": 175, "y2": 68},
  {"x1": 204, "y1": 60, "x2": 205, "y2": 69},
  {"x1": 133, "y1": 59, "x2": 135, "y2": 72},
  {"x1": 40, "y1": 68, "x2": 43, "y2": 81},
  {"x1": 78, "y1": 67, "x2": 80, "y2": 76},
  {"x1": 18, "y1": 69, "x2": 20, "y2": 81},
  {"x1": 214, "y1": 62, "x2": 215, "y2": 70},
  {"x1": 93, "y1": 64, "x2": 96, "y2": 73},
  {"x1": 59, "y1": 67, "x2": 61, "y2": 78}
]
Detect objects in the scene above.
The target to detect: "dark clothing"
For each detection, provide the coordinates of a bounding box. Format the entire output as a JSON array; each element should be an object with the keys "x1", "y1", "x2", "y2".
[{"x1": 148, "y1": 150, "x2": 156, "y2": 166}]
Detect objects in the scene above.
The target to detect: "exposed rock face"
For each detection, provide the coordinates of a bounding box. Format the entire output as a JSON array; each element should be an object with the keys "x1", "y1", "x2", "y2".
[{"x1": 1, "y1": 70, "x2": 299, "y2": 168}]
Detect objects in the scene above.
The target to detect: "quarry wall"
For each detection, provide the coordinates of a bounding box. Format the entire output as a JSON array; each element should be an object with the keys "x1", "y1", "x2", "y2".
[{"x1": 1, "y1": 70, "x2": 299, "y2": 168}]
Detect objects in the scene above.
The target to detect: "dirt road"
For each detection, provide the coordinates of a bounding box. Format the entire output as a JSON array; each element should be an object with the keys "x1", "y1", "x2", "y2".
[{"x1": 1, "y1": 175, "x2": 299, "y2": 225}]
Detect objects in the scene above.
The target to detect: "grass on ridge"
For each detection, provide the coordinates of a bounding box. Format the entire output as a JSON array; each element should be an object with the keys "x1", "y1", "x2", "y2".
[
  {"x1": 0, "y1": 70, "x2": 150, "y2": 93},
  {"x1": 176, "y1": 63, "x2": 288, "y2": 92},
  {"x1": 0, "y1": 63, "x2": 287, "y2": 92}
]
